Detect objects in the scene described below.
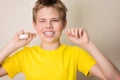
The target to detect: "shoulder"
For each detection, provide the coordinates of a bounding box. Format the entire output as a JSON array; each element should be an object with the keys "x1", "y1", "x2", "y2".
[
  {"x1": 20, "y1": 45, "x2": 39, "y2": 51},
  {"x1": 63, "y1": 44, "x2": 93, "y2": 57},
  {"x1": 62, "y1": 44, "x2": 85, "y2": 56},
  {"x1": 13, "y1": 45, "x2": 39, "y2": 56}
]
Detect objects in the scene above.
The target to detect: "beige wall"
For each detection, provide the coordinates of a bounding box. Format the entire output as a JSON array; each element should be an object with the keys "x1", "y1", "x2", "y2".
[{"x1": 0, "y1": 0, "x2": 120, "y2": 80}]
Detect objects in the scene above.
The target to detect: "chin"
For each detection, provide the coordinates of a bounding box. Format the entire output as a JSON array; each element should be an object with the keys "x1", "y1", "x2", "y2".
[{"x1": 42, "y1": 38, "x2": 59, "y2": 43}]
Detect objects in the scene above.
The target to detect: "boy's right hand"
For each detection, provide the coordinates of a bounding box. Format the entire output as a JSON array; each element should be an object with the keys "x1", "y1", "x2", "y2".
[
  {"x1": 0, "y1": 30, "x2": 36, "y2": 63},
  {"x1": 9, "y1": 30, "x2": 36, "y2": 49}
]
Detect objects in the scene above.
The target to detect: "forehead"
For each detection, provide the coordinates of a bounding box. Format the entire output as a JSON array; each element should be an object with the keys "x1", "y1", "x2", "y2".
[{"x1": 36, "y1": 7, "x2": 60, "y2": 19}]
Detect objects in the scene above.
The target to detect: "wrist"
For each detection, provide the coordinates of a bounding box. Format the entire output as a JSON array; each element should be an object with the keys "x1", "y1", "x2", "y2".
[
  {"x1": 80, "y1": 41, "x2": 94, "y2": 50},
  {"x1": 6, "y1": 41, "x2": 19, "y2": 51},
  {"x1": 0, "y1": 42, "x2": 18, "y2": 63}
]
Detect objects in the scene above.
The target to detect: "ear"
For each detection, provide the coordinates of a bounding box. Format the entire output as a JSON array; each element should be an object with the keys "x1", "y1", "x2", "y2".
[{"x1": 62, "y1": 20, "x2": 67, "y2": 30}]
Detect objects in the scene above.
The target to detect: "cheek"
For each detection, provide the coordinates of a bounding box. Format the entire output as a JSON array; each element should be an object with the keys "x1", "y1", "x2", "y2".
[
  {"x1": 58, "y1": 26, "x2": 64, "y2": 32},
  {"x1": 54, "y1": 27, "x2": 62, "y2": 32},
  {"x1": 35, "y1": 26, "x2": 43, "y2": 34},
  {"x1": 55, "y1": 23, "x2": 64, "y2": 31},
  {"x1": 55, "y1": 26, "x2": 64, "y2": 36}
]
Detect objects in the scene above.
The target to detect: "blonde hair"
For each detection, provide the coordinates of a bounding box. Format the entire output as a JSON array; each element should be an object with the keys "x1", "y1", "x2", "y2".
[{"x1": 32, "y1": 0, "x2": 67, "y2": 23}]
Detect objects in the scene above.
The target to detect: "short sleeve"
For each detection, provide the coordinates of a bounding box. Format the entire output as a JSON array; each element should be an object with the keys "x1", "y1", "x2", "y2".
[
  {"x1": 76, "y1": 47, "x2": 96, "y2": 76},
  {"x1": 2, "y1": 49, "x2": 25, "y2": 78}
]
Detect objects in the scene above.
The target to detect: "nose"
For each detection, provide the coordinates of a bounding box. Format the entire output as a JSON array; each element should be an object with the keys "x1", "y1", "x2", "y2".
[{"x1": 46, "y1": 21, "x2": 53, "y2": 29}]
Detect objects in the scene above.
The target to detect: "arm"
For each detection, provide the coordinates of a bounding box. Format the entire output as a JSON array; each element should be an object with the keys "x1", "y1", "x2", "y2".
[
  {"x1": 84, "y1": 41, "x2": 120, "y2": 80},
  {"x1": 0, "y1": 30, "x2": 36, "y2": 77},
  {"x1": 67, "y1": 28, "x2": 120, "y2": 80},
  {"x1": 0, "y1": 66, "x2": 8, "y2": 77},
  {"x1": 90, "y1": 64, "x2": 107, "y2": 80}
]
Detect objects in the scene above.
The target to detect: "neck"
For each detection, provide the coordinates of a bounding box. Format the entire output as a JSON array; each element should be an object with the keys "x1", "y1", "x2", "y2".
[{"x1": 40, "y1": 42, "x2": 61, "y2": 50}]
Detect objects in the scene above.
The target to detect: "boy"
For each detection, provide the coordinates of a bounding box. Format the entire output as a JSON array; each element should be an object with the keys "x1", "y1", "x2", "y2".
[{"x1": 0, "y1": 0, "x2": 120, "y2": 80}]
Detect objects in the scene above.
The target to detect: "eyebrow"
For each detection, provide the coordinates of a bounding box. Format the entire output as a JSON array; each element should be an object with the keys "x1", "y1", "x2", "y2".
[{"x1": 37, "y1": 17, "x2": 61, "y2": 20}]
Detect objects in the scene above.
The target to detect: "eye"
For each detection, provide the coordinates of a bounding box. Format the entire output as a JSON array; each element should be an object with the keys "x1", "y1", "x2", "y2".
[
  {"x1": 39, "y1": 20, "x2": 45, "y2": 23},
  {"x1": 52, "y1": 19, "x2": 60, "y2": 22}
]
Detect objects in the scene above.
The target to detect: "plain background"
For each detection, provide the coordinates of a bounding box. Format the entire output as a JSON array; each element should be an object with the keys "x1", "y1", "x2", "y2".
[{"x1": 0, "y1": 0, "x2": 120, "y2": 80}]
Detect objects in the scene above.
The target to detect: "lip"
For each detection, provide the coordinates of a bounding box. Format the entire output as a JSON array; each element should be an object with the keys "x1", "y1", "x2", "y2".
[{"x1": 43, "y1": 31, "x2": 55, "y2": 37}]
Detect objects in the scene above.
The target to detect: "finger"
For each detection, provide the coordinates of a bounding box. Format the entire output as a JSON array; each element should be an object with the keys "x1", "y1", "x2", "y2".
[
  {"x1": 83, "y1": 29, "x2": 88, "y2": 38},
  {"x1": 26, "y1": 31, "x2": 33, "y2": 36},
  {"x1": 21, "y1": 31, "x2": 33, "y2": 40},
  {"x1": 75, "y1": 28, "x2": 79, "y2": 39},
  {"x1": 78, "y1": 28, "x2": 83, "y2": 38},
  {"x1": 27, "y1": 32, "x2": 36, "y2": 39},
  {"x1": 31, "y1": 33, "x2": 37, "y2": 38},
  {"x1": 71, "y1": 28, "x2": 75, "y2": 36},
  {"x1": 22, "y1": 31, "x2": 30, "y2": 40},
  {"x1": 14, "y1": 30, "x2": 25, "y2": 39},
  {"x1": 67, "y1": 28, "x2": 71, "y2": 34},
  {"x1": 67, "y1": 28, "x2": 71, "y2": 36},
  {"x1": 16, "y1": 30, "x2": 24, "y2": 35},
  {"x1": 26, "y1": 35, "x2": 35, "y2": 44}
]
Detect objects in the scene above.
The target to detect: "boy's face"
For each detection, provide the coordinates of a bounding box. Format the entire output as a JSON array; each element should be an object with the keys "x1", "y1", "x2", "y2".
[{"x1": 33, "y1": 7, "x2": 66, "y2": 43}]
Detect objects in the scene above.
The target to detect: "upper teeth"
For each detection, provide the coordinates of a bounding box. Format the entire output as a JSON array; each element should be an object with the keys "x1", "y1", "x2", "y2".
[{"x1": 44, "y1": 32, "x2": 54, "y2": 36}]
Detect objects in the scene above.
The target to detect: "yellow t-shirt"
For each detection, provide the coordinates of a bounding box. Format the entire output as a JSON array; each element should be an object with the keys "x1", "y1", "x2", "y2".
[{"x1": 2, "y1": 44, "x2": 96, "y2": 80}]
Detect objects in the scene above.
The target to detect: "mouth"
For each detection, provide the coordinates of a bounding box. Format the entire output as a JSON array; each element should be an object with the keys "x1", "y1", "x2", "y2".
[{"x1": 43, "y1": 31, "x2": 55, "y2": 37}]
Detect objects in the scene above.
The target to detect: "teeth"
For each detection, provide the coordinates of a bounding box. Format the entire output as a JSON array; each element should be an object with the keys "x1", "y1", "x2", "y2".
[{"x1": 44, "y1": 32, "x2": 54, "y2": 36}]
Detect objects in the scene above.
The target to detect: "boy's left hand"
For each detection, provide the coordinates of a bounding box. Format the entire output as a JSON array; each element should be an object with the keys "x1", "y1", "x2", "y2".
[{"x1": 67, "y1": 28, "x2": 90, "y2": 47}]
